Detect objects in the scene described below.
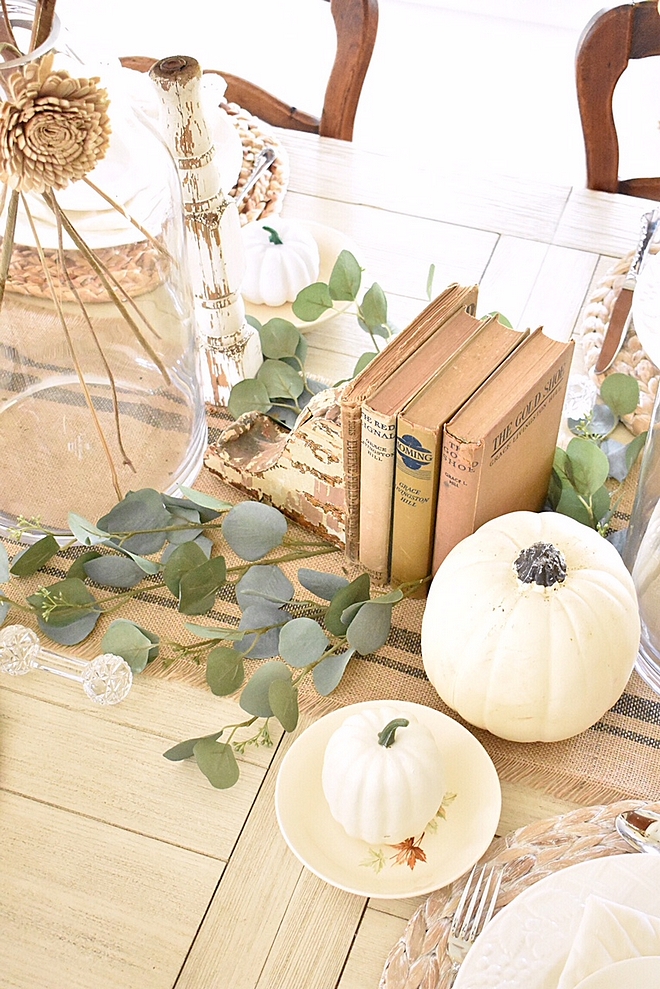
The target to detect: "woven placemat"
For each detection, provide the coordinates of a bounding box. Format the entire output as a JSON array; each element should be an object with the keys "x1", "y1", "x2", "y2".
[
  {"x1": 380, "y1": 800, "x2": 660, "y2": 989},
  {"x1": 3, "y1": 102, "x2": 288, "y2": 302},
  {"x1": 578, "y1": 251, "x2": 660, "y2": 435}
]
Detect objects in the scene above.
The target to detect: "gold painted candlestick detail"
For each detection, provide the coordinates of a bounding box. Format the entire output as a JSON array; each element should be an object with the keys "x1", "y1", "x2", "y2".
[{"x1": 149, "y1": 55, "x2": 262, "y2": 407}]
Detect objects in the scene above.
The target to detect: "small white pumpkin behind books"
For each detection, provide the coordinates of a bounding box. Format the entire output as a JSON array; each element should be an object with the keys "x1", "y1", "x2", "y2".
[
  {"x1": 241, "y1": 218, "x2": 320, "y2": 307},
  {"x1": 421, "y1": 511, "x2": 641, "y2": 743},
  {"x1": 321, "y1": 703, "x2": 445, "y2": 845}
]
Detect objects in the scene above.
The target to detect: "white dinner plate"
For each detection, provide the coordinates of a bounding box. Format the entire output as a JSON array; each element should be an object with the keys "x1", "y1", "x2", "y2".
[
  {"x1": 274, "y1": 699, "x2": 501, "y2": 899},
  {"x1": 575, "y1": 956, "x2": 660, "y2": 989},
  {"x1": 454, "y1": 854, "x2": 660, "y2": 989},
  {"x1": 243, "y1": 220, "x2": 358, "y2": 331}
]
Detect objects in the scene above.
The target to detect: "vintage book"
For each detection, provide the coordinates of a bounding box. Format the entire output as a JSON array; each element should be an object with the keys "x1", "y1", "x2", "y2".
[
  {"x1": 340, "y1": 282, "x2": 479, "y2": 560},
  {"x1": 431, "y1": 328, "x2": 575, "y2": 573},
  {"x1": 388, "y1": 316, "x2": 529, "y2": 588}
]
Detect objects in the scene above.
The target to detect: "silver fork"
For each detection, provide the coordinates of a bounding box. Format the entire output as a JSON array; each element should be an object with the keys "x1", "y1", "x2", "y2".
[{"x1": 446, "y1": 863, "x2": 504, "y2": 985}]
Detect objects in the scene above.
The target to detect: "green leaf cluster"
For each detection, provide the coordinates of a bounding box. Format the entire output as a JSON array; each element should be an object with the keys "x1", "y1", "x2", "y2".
[
  {"x1": 547, "y1": 373, "x2": 647, "y2": 535},
  {"x1": 228, "y1": 250, "x2": 397, "y2": 427}
]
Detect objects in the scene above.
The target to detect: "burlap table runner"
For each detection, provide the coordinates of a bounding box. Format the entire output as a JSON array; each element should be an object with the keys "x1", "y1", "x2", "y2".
[{"x1": 1, "y1": 404, "x2": 658, "y2": 809}]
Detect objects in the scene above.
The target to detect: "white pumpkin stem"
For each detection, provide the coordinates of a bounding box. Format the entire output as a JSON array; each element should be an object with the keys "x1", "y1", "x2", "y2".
[
  {"x1": 378, "y1": 718, "x2": 410, "y2": 747},
  {"x1": 513, "y1": 542, "x2": 567, "y2": 587},
  {"x1": 263, "y1": 225, "x2": 283, "y2": 245}
]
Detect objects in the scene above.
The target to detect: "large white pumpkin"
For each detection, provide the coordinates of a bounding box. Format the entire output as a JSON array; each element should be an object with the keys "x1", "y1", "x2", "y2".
[
  {"x1": 321, "y1": 703, "x2": 445, "y2": 844},
  {"x1": 421, "y1": 511, "x2": 640, "y2": 742}
]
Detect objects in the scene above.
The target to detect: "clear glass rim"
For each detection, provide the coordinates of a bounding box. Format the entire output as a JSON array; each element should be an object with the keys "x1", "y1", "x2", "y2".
[{"x1": 0, "y1": 4, "x2": 61, "y2": 70}]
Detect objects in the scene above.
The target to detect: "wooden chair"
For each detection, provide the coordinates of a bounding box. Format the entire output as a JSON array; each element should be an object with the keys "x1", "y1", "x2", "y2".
[
  {"x1": 121, "y1": 0, "x2": 378, "y2": 142},
  {"x1": 576, "y1": 0, "x2": 660, "y2": 198}
]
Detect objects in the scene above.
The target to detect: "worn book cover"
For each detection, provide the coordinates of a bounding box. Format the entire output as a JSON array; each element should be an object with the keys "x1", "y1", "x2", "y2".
[
  {"x1": 431, "y1": 328, "x2": 574, "y2": 573},
  {"x1": 359, "y1": 306, "x2": 490, "y2": 581},
  {"x1": 388, "y1": 316, "x2": 528, "y2": 588},
  {"x1": 340, "y1": 282, "x2": 479, "y2": 560}
]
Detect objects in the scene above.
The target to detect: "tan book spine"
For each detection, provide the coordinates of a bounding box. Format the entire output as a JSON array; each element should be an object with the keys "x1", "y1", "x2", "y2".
[
  {"x1": 389, "y1": 421, "x2": 442, "y2": 587},
  {"x1": 431, "y1": 341, "x2": 573, "y2": 572},
  {"x1": 340, "y1": 400, "x2": 363, "y2": 560},
  {"x1": 358, "y1": 406, "x2": 397, "y2": 581}
]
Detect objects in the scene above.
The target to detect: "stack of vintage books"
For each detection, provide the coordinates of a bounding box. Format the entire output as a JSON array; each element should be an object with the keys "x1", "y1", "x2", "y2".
[
  {"x1": 205, "y1": 282, "x2": 574, "y2": 587},
  {"x1": 341, "y1": 282, "x2": 574, "y2": 585}
]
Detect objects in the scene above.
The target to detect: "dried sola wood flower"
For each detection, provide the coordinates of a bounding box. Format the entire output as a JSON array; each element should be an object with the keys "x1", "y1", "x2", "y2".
[{"x1": 0, "y1": 52, "x2": 111, "y2": 194}]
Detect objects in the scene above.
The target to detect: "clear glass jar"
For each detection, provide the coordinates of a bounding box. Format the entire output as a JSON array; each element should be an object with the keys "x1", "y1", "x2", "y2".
[{"x1": 0, "y1": 1, "x2": 206, "y2": 534}]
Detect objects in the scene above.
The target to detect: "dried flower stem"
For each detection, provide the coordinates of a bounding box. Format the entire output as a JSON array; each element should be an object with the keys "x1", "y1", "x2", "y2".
[
  {"x1": 83, "y1": 176, "x2": 174, "y2": 263},
  {"x1": 54, "y1": 208, "x2": 136, "y2": 472},
  {"x1": 0, "y1": 185, "x2": 17, "y2": 307},
  {"x1": 21, "y1": 192, "x2": 124, "y2": 500},
  {"x1": 29, "y1": 0, "x2": 57, "y2": 52},
  {"x1": 44, "y1": 190, "x2": 171, "y2": 384},
  {"x1": 0, "y1": 0, "x2": 19, "y2": 60}
]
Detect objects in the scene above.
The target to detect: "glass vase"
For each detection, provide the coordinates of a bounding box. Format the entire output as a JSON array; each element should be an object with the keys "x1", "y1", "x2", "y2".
[
  {"x1": 0, "y1": 1, "x2": 206, "y2": 536},
  {"x1": 623, "y1": 385, "x2": 660, "y2": 693}
]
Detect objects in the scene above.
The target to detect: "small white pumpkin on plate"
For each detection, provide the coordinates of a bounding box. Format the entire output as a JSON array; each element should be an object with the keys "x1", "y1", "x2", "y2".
[
  {"x1": 421, "y1": 511, "x2": 641, "y2": 743},
  {"x1": 241, "y1": 219, "x2": 320, "y2": 307},
  {"x1": 321, "y1": 702, "x2": 445, "y2": 845}
]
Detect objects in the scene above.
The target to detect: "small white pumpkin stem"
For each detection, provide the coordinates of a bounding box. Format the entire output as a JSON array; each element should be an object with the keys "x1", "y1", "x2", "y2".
[
  {"x1": 263, "y1": 225, "x2": 283, "y2": 245},
  {"x1": 378, "y1": 717, "x2": 410, "y2": 747},
  {"x1": 513, "y1": 541, "x2": 567, "y2": 587}
]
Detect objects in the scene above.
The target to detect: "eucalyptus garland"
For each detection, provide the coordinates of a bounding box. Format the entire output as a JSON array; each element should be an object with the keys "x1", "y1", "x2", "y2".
[{"x1": 0, "y1": 489, "x2": 420, "y2": 789}]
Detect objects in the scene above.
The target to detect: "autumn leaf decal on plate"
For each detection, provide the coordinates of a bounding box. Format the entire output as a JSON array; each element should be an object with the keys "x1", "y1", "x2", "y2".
[{"x1": 389, "y1": 834, "x2": 427, "y2": 870}]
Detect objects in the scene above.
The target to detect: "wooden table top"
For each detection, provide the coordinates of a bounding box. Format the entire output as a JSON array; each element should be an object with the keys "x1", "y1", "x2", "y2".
[{"x1": 2, "y1": 129, "x2": 656, "y2": 989}]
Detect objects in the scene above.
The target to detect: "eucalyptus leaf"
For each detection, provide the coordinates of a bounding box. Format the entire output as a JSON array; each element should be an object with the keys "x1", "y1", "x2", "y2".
[
  {"x1": 163, "y1": 730, "x2": 223, "y2": 761},
  {"x1": 426, "y1": 263, "x2": 435, "y2": 301},
  {"x1": 238, "y1": 603, "x2": 291, "y2": 659},
  {"x1": 555, "y1": 483, "x2": 594, "y2": 527},
  {"x1": 325, "y1": 573, "x2": 370, "y2": 636},
  {"x1": 601, "y1": 439, "x2": 629, "y2": 483},
  {"x1": 278, "y1": 617, "x2": 329, "y2": 667},
  {"x1": 84, "y1": 555, "x2": 145, "y2": 589},
  {"x1": 97, "y1": 489, "x2": 171, "y2": 556},
  {"x1": 313, "y1": 647, "x2": 355, "y2": 696},
  {"x1": 28, "y1": 577, "x2": 98, "y2": 627},
  {"x1": 565, "y1": 437, "x2": 610, "y2": 497},
  {"x1": 101, "y1": 619, "x2": 159, "y2": 673},
  {"x1": 626, "y1": 431, "x2": 647, "y2": 472},
  {"x1": 546, "y1": 467, "x2": 563, "y2": 510},
  {"x1": 483, "y1": 311, "x2": 514, "y2": 329},
  {"x1": 163, "y1": 541, "x2": 208, "y2": 597},
  {"x1": 37, "y1": 609, "x2": 100, "y2": 644},
  {"x1": 239, "y1": 660, "x2": 292, "y2": 717},
  {"x1": 346, "y1": 600, "x2": 393, "y2": 654},
  {"x1": 352, "y1": 352, "x2": 377, "y2": 377},
  {"x1": 222, "y1": 502, "x2": 287, "y2": 561},
  {"x1": 163, "y1": 505, "x2": 203, "y2": 545},
  {"x1": 0, "y1": 601, "x2": 9, "y2": 626},
  {"x1": 246, "y1": 313, "x2": 262, "y2": 331},
  {"x1": 113, "y1": 546, "x2": 161, "y2": 575},
  {"x1": 235, "y1": 564, "x2": 294, "y2": 610},
  {"x1": 373, "y1": 588, "x2": 404, "y2": 605},
  {"x1": 228, "y1": 378, "x2": 272, "y2": 419},
  {"x1": 328, "y1": 250, "x2": 362, "y2": 301},
  {"x1": 178, "y1": 556, "x2": 227, "y2": 615},
  {"x1": 553, "y1": 447, "x2": 570, "y2": 476},
  {"x1": 360, "y1": 282, "x2": 387, "y2": 330},
  {"x1": 600, "y1": 373, "x2": 640, "y2": 417},
  {"x1": 185, "y1": 622, "x2": 245, "y2": 642},
  {"x1": 257, "y1": 359, "x2": 305, "y2": 401},
  {"x1": 358, "y1": 316, "x2": 390, "y2": 338},
  {"x1": 258, "y1": 318, "x2": 301, "y2": 359},
  {"x1": 268, "y1": 677, "x2": 299, "y2": 732},
  {"x1": 193, "y1": 738, "x2": 240, "y2": 789},
  {"x1": 172, "y1": 487, "x2": 230, "y2": 516},
  {"x1": 0, "y1": 543, "x2": 9, "y2": 583},
  {"x1": 292, "y1": 282, "x2": 334, "y2": 322},
  {"x1": 589, "y1": 403, "x2": 618, "y2": 437},
  {"x1": 67, "y1": 550, "x2": 103, "y2": 581},
  {"x1": 341, "y1": 600, "x2": 365, "y2": 626},
  {"x1": 10, "y1": 533, "x2": 59, "y2": 576},
  {"x1": 206, "y1": 646, "x2": 245, "y2": 695},
  {"x1": 297, "y1": 568, "x2": 350, "y2": 601},
  {"x1": 591, "y1": 484, "x2": 612, "y2": 525},
  {"x1": 68, "y1": 512, "x2": 109, "y2": 546}
]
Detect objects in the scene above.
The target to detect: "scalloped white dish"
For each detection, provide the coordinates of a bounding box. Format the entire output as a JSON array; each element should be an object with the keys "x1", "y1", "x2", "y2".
[
  {"x1": 454, "y1": 854, "x2": 660, "y2": 989},
  {"x1": 274, "y1": 700, "x2": 501, "y2": 899},
  {"x1": 243, "y1": 220, "x2": 358, "y2": 331}
]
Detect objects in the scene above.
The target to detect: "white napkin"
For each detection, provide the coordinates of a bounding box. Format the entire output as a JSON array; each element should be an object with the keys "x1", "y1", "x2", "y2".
[{"x1": 556, "y1": 894, "x2": 660, "y2": 989}]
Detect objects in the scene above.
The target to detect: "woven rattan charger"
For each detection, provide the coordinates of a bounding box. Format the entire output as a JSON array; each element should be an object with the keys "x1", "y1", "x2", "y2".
[
  {"x1": 3, "y1": 101, "x2": 289, "y2": 303},
  {"x1": 380, "y1": 800, "x2": 660, "y2": 989}
]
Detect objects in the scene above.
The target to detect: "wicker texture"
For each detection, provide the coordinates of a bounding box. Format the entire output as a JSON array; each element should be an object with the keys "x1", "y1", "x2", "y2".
[
  {"x1": 2, "y1": 102, "x2": 289, "y2": 302},
  {"x1": 579, "y1": 252, "x2": 660, "y2": 435},
  {"x1": 380, "y1": 800, "x2": 660, "y2": 989}
]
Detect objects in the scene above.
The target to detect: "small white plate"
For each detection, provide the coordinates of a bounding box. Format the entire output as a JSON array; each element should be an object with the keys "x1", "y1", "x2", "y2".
[
  {"x1": 243, "y1": 220, "x2": 357, "y2": 331},
  {"x1": 575, "y1": 956, "x2": 660, "y2": 989},
  {"x1": 275, "y1": 699, "x2": 502, "y2": 899}
]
